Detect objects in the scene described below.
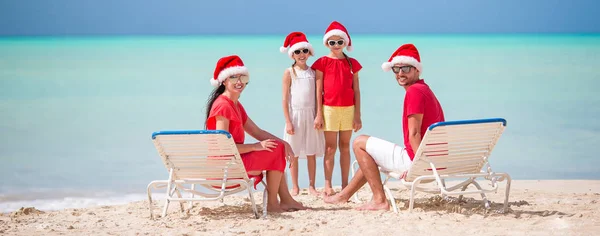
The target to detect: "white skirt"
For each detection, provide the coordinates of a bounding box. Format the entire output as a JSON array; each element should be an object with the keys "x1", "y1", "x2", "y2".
[{"x1": 283, "y1": 108, "x2": 325, "y2": 159}]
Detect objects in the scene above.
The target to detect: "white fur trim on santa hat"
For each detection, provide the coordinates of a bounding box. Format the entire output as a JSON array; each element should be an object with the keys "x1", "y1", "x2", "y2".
[
  {"x1": 287, "y1": 42, "x2": 314, "y2": 58},
  {"x1": 211, "y1": 66, "x2": 249, "y2": 87},
  {"x1": 381, "y1": 56, "x2": 422, "y2": 73},
  {"x1": 323, "y1": 29, "x2": 352, "y2": 52},
  {"x1": 280, "y1": 46, "x2": 288, "y2": 53}
]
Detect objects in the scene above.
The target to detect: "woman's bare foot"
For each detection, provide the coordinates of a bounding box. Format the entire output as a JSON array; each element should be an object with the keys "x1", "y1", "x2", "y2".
[
  {"x1": 323, "y1": 193, "x2": 350, "y2": 204},
  {"x1": 322, "y1": 187, "x2": 336, "y2": 197},
  {"x1": 267, "y1": 203, "x2": 285, "y2": 213},
  {"x1": 290, "y1": 187, "x2": 300, "y2": 196},
  {"x1": 280, "y1": 200, "x2": 308, "y2": 211},
  {"x1": 355, "y1": 201, "x2": 390, "y2": 211},
  {"x1": 308, "y1": 186, "x2": 320, "y2": 196}
]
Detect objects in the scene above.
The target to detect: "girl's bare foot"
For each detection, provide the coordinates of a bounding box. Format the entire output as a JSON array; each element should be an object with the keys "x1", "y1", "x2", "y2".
[
  {"x1": 355, "y1": 201, "x2": 390, "y2": 211},
  {"x1": 290, "y1": 187, "x2": 300, "y2": 196},
  {"x1": 308, "y1": 186, "x2": 320, "y2": 196},
  {"x1": 322, "y1": 187, "x2": 336, "y2": 197},
  {"x1": 323, "y1": 193, "x2": 350, "y2": 204}
]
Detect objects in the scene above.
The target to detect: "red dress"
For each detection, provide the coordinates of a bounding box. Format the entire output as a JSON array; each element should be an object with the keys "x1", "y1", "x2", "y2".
[{"x1": 206, "y1": 95, "x2": 286, "y2": 185}]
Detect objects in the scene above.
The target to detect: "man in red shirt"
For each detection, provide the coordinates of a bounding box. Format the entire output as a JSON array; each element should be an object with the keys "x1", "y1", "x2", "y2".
[{"x1": 324, "y1": 44, "x2": 445, "y2": 211}]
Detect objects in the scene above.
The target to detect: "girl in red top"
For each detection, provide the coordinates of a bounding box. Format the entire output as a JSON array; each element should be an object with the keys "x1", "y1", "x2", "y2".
[
  {"x1": 205, "y1": 55, "x2": 306, "y2": 212},
  {"x1": 311, "y1": 21, "x2": 363, "y2": 196}
]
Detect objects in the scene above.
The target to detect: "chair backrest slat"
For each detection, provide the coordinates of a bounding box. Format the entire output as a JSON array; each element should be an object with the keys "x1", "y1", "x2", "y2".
[
  {"x1": 404, "y1": 118, "x2": 506, "y2": 182},
  {"x1": 151, "y1": 130, "x2": 249, "y2": 181}
]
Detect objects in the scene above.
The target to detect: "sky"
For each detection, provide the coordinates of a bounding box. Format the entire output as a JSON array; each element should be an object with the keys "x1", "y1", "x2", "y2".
[{"x1": 0, "y1": 0, "x2": 599, "y2": 36}]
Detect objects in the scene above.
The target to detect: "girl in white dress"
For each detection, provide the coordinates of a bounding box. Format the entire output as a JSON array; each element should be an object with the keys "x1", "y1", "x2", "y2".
[{"x1": 279, "y1": 32, "x2": 325, "y2": 196}]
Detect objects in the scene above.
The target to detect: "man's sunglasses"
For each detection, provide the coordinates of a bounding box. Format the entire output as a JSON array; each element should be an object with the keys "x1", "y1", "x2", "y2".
[
  {"x1": 228, "y1": 74, "x2": 249, "y2": 84},
  {"x1": 327, "y1": 39, "x2": 345, "y2": 46},
  {"x1": 293, "y1": 48, "x2": 310, "y2": 55},
  {"x1": 391, "y1": 65, "x2": 414, "y2": 74}
]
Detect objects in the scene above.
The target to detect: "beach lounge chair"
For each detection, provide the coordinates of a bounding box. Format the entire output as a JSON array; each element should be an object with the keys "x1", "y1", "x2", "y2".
[
  {"x1": 147, "y1": 130, "x2": 268, "y2": 219},
  {"x1": 351, "y1": 118, "x2": 511, "y2": 213}
]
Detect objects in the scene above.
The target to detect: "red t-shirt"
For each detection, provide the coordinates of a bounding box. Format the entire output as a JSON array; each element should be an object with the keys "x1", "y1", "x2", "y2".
[
  {"x1": 205, "y1": 95, "x2": 248, "y2": 144},
  {"x1": 403, "y1": 79, "x2": 445, "y2": 160},
  {"x1": 311, "y1": 56, "x2": 362, "y2": 106}
]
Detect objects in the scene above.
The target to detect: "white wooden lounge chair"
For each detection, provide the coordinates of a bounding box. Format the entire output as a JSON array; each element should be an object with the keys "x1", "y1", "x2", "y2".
[
  {"x1": 147, "y1": 130, "x2": 268, "y2": 219},
  {"x1": 351, "y1": 118, "x2": 511, "y2": 213}
]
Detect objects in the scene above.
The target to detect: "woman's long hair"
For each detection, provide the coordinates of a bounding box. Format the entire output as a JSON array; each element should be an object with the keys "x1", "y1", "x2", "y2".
[{"x1": 204, "y1": 84, "x2": 226, "y2": 128}]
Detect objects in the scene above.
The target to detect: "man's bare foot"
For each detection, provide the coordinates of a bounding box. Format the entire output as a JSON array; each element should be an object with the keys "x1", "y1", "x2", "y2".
[
  {"x1": 290, "y1": 187, "x2": 299, "y2": 196},
  {"x1": 308, "y1": 186, "x2": 320, "y2": 196},
  {"x1": 323, "y1": 193, "x2": 349, "y2": 204},
  {"x1": 322, "y1": 187, "x2": 336, "y2": 197},
  {"x1": 355, "y1": 201, "x2": 390, "y2": 211}
]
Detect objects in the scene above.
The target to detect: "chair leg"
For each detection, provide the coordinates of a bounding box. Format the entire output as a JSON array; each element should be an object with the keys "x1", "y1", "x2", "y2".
[
  {"x1": 470, "y1": 181, "x2": 490, "y2": 209},
  {"x1": 247, "y1": 181, "x2": 259, "y2": 219},
  {"x1": 383, "y1": 185, "x2": 398, "y2": 213},
  {"x1": 408, "y1": 185, "x2": 416, "y2": 213},
  {"x1": 261, "y1": 178, "x2": 268, "y2": 219},
  {"x1": 162, "y1": 198, "x2": 170, "y2": 218},
  {"x1": 188, "y1": 184, "x2": 196, "y2": 209},
  {"x1": 408, "y1": 177, "x2": 427, "y2": 213},
  {"x1": 351, "y1": 160, "x2": 360, "y2": 202},
  {"x1": 147, "y1": 181, "x2": 157, "y2": 219},
  {"x1": 502, "y1": 174, "x2": 512, "y2": 213},
  {"x1": 458, "y1": 181, "x2": 472, "y2": 202},
  {"x1": 174, "y1": 189, "x2": 185, "y2": 213}
]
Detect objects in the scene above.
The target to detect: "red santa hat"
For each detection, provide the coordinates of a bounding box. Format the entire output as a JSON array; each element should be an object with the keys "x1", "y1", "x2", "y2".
[
  {"x1": 322, "y1": 21, "x2": 353, "y2": 52},
  {"x1": 381, "y1": 43, "x2": 422, "y2": 73},
  {"x1": 210, "y1": 55, "x2": 248, "y2": 87},
  {"x1": 279, "y1": 31, "x2": 314, "y2": 59}
]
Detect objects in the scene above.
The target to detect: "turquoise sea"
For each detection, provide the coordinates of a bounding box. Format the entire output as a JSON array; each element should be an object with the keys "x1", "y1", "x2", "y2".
[{"x1": 1, "y1": 34, "x2": 599, "y2": 212}]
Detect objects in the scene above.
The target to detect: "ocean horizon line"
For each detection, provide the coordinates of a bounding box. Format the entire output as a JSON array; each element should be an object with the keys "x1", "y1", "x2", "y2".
[{"x1": 1, "y1": 32, "x2": 599, "y2": 40}]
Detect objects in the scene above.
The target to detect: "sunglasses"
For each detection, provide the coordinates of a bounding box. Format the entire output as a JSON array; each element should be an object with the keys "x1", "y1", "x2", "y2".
[
  {"x1": 293, "y1": 48, "x2": 310, "y2": 55},
  {"x1": 228, "y1": 74, "x2": 249, "y2": 84},
  {"x1": 391, "y1": 65, "x2": 414, "y2": 74},
  {"x1": 327, "y1": 39, "x2": 345, "y2": 46}
]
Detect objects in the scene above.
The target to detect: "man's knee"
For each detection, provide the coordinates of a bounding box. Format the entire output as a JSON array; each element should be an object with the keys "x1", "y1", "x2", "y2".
[{"x1": 352, "y1": 135, "x2": 370, "y2": 151}]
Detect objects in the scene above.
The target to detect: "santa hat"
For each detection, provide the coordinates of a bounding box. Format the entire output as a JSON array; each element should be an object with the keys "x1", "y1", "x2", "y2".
[
  {"x1": 279, "y1": 31, "x2": 314, "y2": 59},
  {"x1": 210, "y1": 55, "x2": 248, "y2": 87},
  {"x1": 381, "y1": 43, "x2": 422, "y2": 73},
  {"x1": 322, "y1": 21, "x2": 353, "y2": 52}
]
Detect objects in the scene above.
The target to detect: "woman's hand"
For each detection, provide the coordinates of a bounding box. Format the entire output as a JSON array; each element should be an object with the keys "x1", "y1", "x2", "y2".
[
  {"x1": 285, "y1": 121, "x2": 295, "y2": 135},
  {"x1": 254, "y1": 139, "x2": 278, "y2": 152},
  {"x1": 353, "y1": 114, "x2": 362, "y2": 132},
  {"x1": 314, "y1": 115, "x2": 323, "y2": 130}
]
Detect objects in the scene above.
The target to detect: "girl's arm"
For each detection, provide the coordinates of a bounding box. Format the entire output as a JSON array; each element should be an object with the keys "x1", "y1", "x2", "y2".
[
  {"x1": 314, "y1": 70, "x2": 324, "y2": 129},
  {"x1": 352, "y1": 72, "x2": 362, "y2": 132},
  {"x1": 215, "y1": 116, "x2": 274, "y2": 154},
  {"x1": 281, "y1": 69, "x2": 294, "y2": 134},
  {"x1": 315, "y1": 70, "x2": 324, "y2": 117}
]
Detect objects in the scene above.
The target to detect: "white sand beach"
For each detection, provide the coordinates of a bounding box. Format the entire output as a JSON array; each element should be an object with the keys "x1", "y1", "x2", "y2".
[{"x1": 2, "y1": 180, "x2": 600, "y2": 235}]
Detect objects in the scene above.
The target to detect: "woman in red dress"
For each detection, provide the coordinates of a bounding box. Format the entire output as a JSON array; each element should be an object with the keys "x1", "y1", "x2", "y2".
[{"x1": 205, "y1": 55, "x2": 306, "y2": 212}]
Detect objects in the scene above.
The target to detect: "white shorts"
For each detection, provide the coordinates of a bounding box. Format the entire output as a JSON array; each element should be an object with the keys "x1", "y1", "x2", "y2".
[{"x1": 365, "y1": 136, "x2": 412, "y2": 173}]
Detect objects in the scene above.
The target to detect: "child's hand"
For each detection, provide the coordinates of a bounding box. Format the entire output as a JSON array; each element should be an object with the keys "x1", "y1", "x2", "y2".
[
  {"x1": 314, "y1": 115, "x2": 323, "y2": 130},
  {"x1": 353, "y1": 115, "x2": 362, "y2": 132},
  {"x1": 286, "y1": 122, "x2": 295, "y2": 135},
  {"x1": 282, "y1": 141, "x2": 296, "y2": 168}
]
